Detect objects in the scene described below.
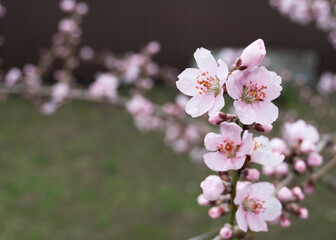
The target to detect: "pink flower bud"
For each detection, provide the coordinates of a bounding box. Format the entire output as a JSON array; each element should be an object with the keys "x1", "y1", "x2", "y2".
[
  {"x1": 275, "y1": 162, "x2": 289, "y2": 176},
  {"x1": 270, "y1": 138, "x2": 288, "y2": 154},
  {"x1": 294, "y1": 159, "x2": 306, "y2": 173},
  {"x1": 208, "y1": 112, "x2": 235, "y2": 125},
  {"x1": 304, "y1": 180, "x2": 315, "y2": 194},
  {"x1": 197, "y1": 194, "x2": 210, "y2": 206},
  {"x1": 277, "y1": 187, "x2": 293, "y2": 202},
  {"x1": 300, "y1": 140, "x2": 316, "y2": 153},
  {"x1": 298, "y1": 207, "x2": 309, "y2": 219},
  {"x1": 208, "y1": 206, "x2": 223, "y2": 219},
  {"x1": 245, "y1": 168, "x2": 260, "y2": 181},
  {"x1": 219, "y1": 224, "x2": 232, "y2": 239},
  {"x1": 237, "y1": 39, "x2": 266, "y2": 68},
  {"x1": 307, "y1": 152, "x2": 323, "y2": 167},
  {"x1": 200, "y1": 175, "x2": 224, "y2": 201},
  {"x1": 292, "y1": 186, "x2": 305, "y2": 200},
  {"x1": 280, "y1": 215, "x2": 291, "y2": 227},
  {"x1": 254, "y1": 124, "x2": 273, "y2": 133},
  {"x1": 262, "y1": 166, "x2": 275, "y2": 176}
]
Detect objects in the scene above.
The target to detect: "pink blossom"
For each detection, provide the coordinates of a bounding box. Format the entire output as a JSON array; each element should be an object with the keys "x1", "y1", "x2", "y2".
[
  {"x1": 58, "y1": 19, "x2": 77, "y2": 33},
  {"x1": 236, "y1": 181, "x2": 252, "y2": 193},
  {"x1": 5, "y1": 68, "x2": 22, "y2": 86},
  {"x1": 203, "y1": 122, "x2": 252, "y2": 172},
  {"x1": 251, "y1": 136, "x2": 285, "y2": 167},
  {"x1": 280, "y1": 214, "x2": 291, "y2": 227},
  {"x1": 282, "y1": 120, "x2": 319, "y2": 149},
  {"x1": 307, "y1": 152, "x2": 323, "y2": 167},
  {"x1": 234, "y1": 182, "x2": 282, "y2": 232},
  {"x1": 197, "y1": 194, "x2": 210, "y2": 206},
  {"x1": 126, "y1": 94, "x2": 153, "y2": 116},
  {"x1": 208, "y1": 206, "x2": 224, "y2": 219},
  {"x1": 245, "y1": 168, "x2": 260, "y2": 181},
  {"x1": 236, "y1": 39, "x2": 266, "y2": 68},
  {"x1": 226, "y1": 66, "x2": 282, "y2": 125},
  {"x1": 270, "y1": 138, "x2": 288, "y2": 154},
  {"x1": 89, "y1": 73, "x2": 119, "y2": 101},
  {"x1": 274, "y1": 162, "x2": 289, "y2": 177},
  {"x1": 298, "y1": 207, "x2": 308, "y2": 219},
  {"x1": 292, "y1": 186, "x2": 304, "y2": 200},
  {"x1": 219, "y1": 224, "x2": 232, "y2": 239},
  {"x1": 277, "y1": 187, "x2": 293, "y2": 202},
  {"x1": 294, "y1": 159, "x2": 306, "y2": 173},
  {"x1": 200, "y1": 175, "x2": 224, "y2": 201},
  {"x1": 60, "y1": 0, "x2": 76, "y2": 12},
  {"x1": 176, "y1": 48, "x2": 228, "y2": 117},
  {"x1": 52, "y1": 82, "x2": 69, "y2": 103}
]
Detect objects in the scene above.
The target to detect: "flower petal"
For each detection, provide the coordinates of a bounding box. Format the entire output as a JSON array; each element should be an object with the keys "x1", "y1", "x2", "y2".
[
  {"x1": 236, "y1": 206, "x2": 248, "y2": 232},
  {"x1": 185, "y1": 94, "x2": 215, "y2": 118},
  {"x1": 247, "y1": 212, "x2": 268, "y2": 232},
  {"x1": 216, "y1": 59, "x2": 229, "y2": 85},
  {"x1": 234, "y1": 100, "x2": 256, "y2": 125},
  {"x1": 208, "y1": 88, "x2": 225, "y2": 116},
  {"x1": 203, "y1": 151, "x2": 230, "y2": 172},
  {"x1": 176, "y1": 68, "x2": 202, "y2": 96},
  {"x1": 204, "y1": 132, "x2": 225, "y2": 151},
  {"x1": 261, "y1": 196, "x2": 282, "y2": 221},
  {"x1": 219, "y1": 122, "x2": 243, "y2": 144},
  {"x1": 252, "y1": 101, "x2": 278, "y2": 125},
  {"x1": 194, "y1": 48, "x2": 217, "y2": 72}
]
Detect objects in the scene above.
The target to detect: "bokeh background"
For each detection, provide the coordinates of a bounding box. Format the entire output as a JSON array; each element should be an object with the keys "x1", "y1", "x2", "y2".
[{"x1": 0, "y1": 0, "x2": 336, "y2": 240}]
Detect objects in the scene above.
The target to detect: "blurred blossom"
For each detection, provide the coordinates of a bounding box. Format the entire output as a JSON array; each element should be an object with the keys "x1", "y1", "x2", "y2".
[
  {"x1": 76, "y1": 2, "x2": 89, "y2": 15},
  {"x1": 60, "y1": 0, "x2": 76, "y2": 12},
  {"x1": 5, "y1": 68, "x2": 22, "y2": 86},
  {"x1": 89, "y1": 73, "x2": 119, "y2": 101},
  {"x1": 79, "y1": 46, "x2": 94, "y2": 60},
  {"x1": 52, "y1": 82, "x2": 70, "y2": 103},
  {"x1": 58, "y1": 19, "x2": 77, "y2": 33}
]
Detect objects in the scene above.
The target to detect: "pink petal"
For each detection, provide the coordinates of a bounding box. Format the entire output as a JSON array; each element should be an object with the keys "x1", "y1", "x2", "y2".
[
  {"x1": 204, "y1": 133, "x2": 225, "y2": 151},
  {"x1": 252, "y1": 151, "x2": 284, "y2": 167},
  {"x1": 247, "y1": 212, "x2": 268, "y2": 232},
  {"x1": 234, "y1": 100, "x2": 256, "y2": 125},
  {"x1": 203, "y1": 151, "x2": 231, "y2": 172},
  {"x1": 261, "y1": 197, "x2": 282, "y2": 221},
  {"x1": 238, "y1": 132, "x2": 253, "y2": 156},
  {"x1": 230, "y1": 156, "x2": 246, "y2": 170},
  {"x1": 185, "y1": 94, "x2": 215, "y2": 118},
  {"x1": 226, "y1": 70, "x2": 244, "y2": 100},
  {"x1": 216, "y1": 59, "x2": 229, "y2": 85},
  {"x1": 176, "y1": 68, "x2": 202, "y2": 96},
  {"x1": 234, "y1": 184, "x2": 252, "y2": 205},
  {"x1": 252, "y1": 101, "x2": 278, "y2": 125},
  {"x1": 250, "y1": 182, "x2": 275, "y2": 198},
  {"x1": 236, "y1": 206, "x2": 248, "y2": 232},
  {"x1": 208, "y1": 88, "x2": 225, "y2": 116},
  {"x1": 219, "y1": 122, "x2": 243, "y2": 144},
  {"x1": 194, "y1": 48, "x2": 217, "y2": 72}
]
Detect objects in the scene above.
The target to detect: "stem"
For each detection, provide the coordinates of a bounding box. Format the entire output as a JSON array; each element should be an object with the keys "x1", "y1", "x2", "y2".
[
  {"x1": 229, "y1": 170, "x2": 239, "y2": 226},
  {"x1": 312, "y1": 156, "x2": 336, "y2": 181}
]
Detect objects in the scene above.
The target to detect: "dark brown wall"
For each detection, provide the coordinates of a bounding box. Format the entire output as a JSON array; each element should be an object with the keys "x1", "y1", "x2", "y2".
[{"x1": 1, "y1": 0, "x2": 336, "y2": 72}]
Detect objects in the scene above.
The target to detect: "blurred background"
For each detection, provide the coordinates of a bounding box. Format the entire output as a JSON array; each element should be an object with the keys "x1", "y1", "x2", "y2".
[{"x1": 0, "y1": 0, "x2": 336, "y2": 239}]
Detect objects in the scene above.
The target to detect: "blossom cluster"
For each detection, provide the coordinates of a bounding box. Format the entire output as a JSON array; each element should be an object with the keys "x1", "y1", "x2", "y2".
[
  {"x1": 177, "y1": 39, "x2": 289, "y2": 238},
  {"x1": 270, "y1": 0, "x2": 336, "y2": 48}
]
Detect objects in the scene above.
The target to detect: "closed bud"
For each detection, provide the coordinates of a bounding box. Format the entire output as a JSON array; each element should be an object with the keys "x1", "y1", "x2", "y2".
[
  {"x1": 219, "y1": 224, "x2": 232, "y2": 239},
  {"x1": 236, "y1": 39, "x2": 266, "y2": 68},
  {"x1": 294, "y1": 159, "x2": 306, "y2": 173}
]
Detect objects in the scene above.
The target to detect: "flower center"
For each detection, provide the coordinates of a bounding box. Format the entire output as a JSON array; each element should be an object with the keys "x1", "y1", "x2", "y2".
[
  {"x1": 217, "y1": 140, "x2": 239, "y2": 158},
  {"x1": 253, "y1": 139, "x2": 265, "y2": 151},
  {"x1": 241, "y1": 82, "x2": 267, "y2": 104},
  {"x1": 195, "y1": 71, "x2": 221, "y2": 96},
  {"x1": 242, "y1": 198, "x2": 266, "y2": 214}
]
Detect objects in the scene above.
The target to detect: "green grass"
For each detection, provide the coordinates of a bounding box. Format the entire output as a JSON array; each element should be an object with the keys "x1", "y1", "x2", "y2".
[{"x1": 0, "y1": 95, "x2": 334, "y2": 239}]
